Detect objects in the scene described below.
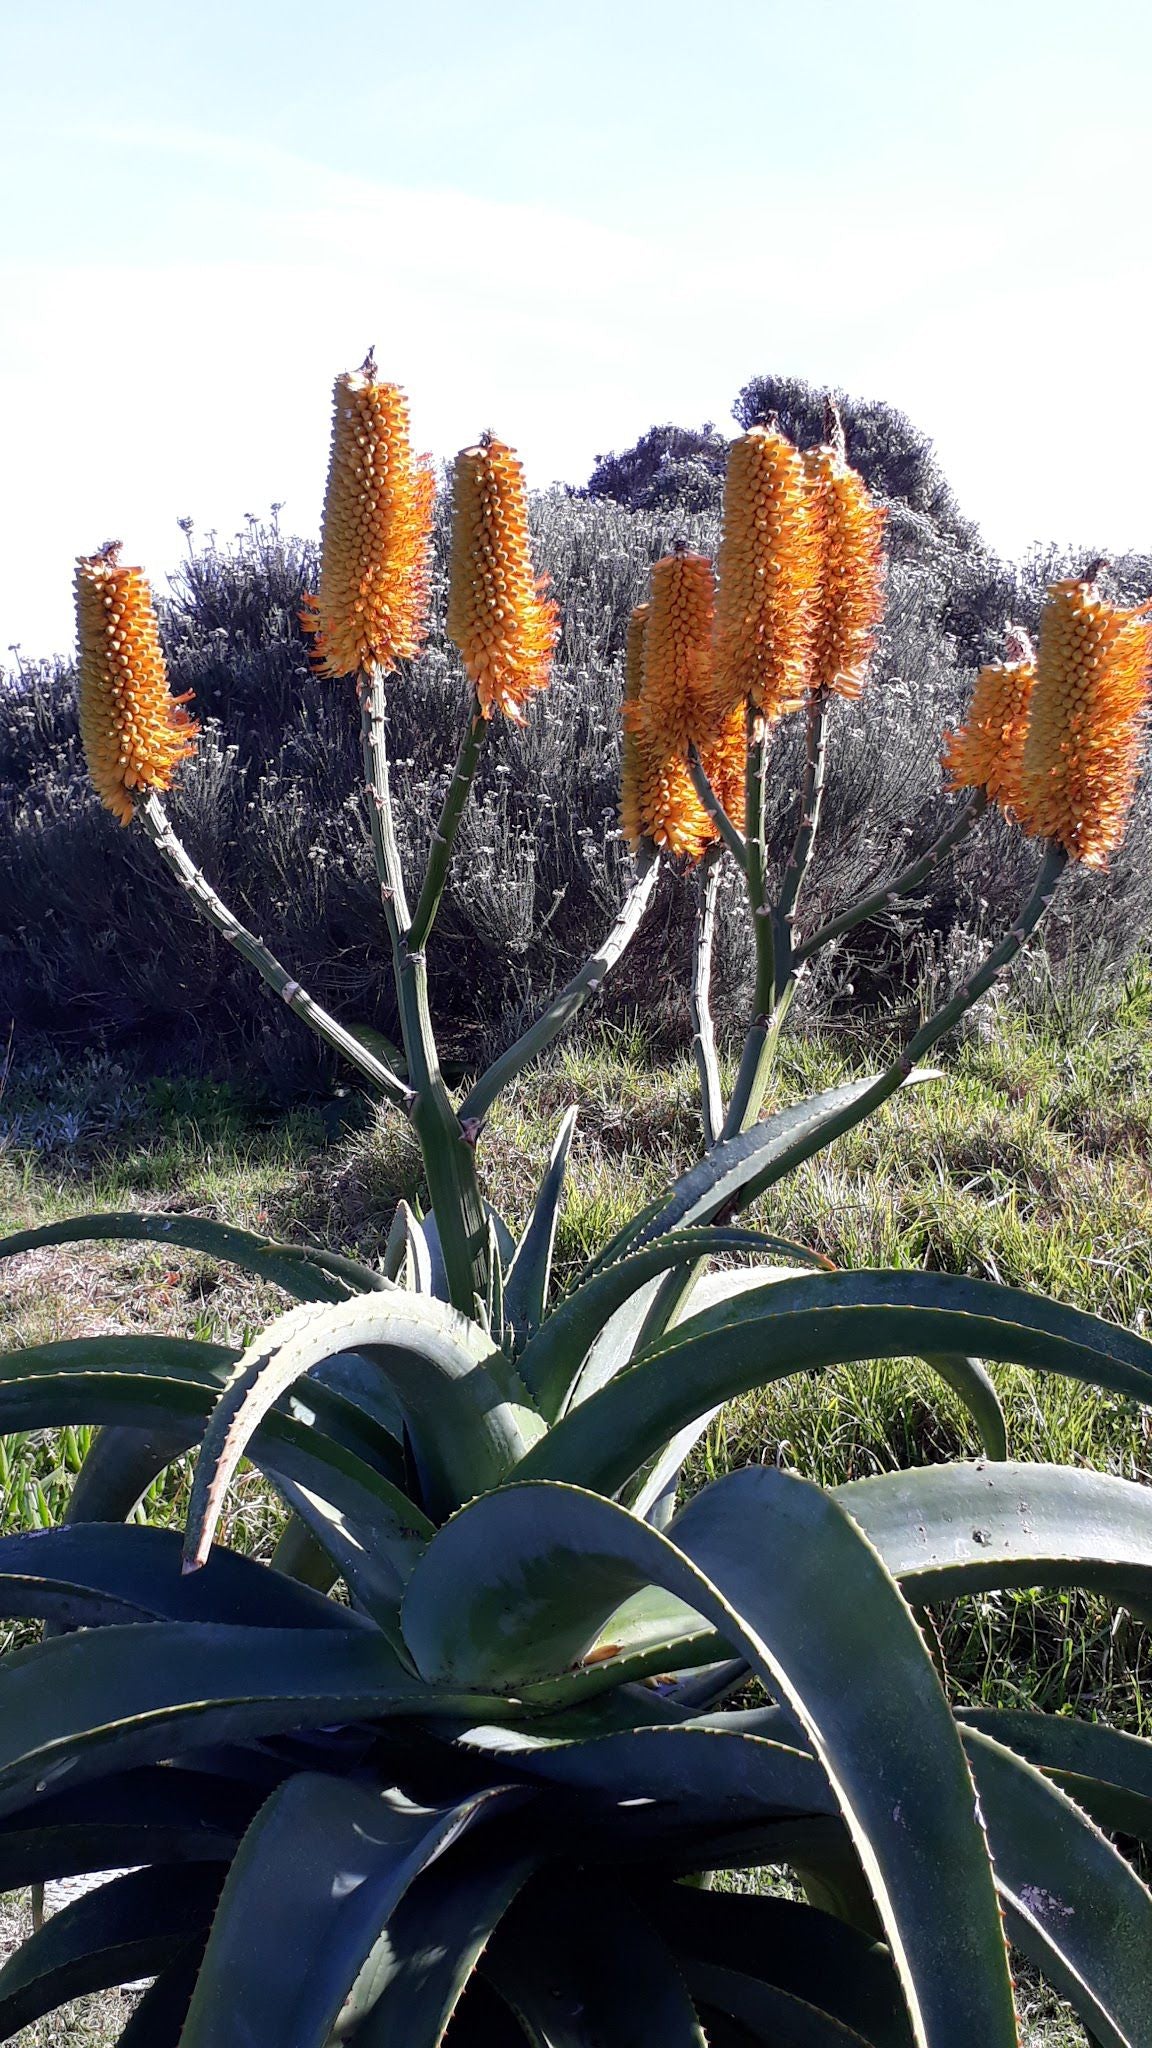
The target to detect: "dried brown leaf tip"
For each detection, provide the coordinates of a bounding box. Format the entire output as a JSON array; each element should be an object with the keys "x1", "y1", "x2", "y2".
[
  {"x1": 447, "y1": 437, "x2": 558, "y2": 722},
  {"x1": 803, "y1": 445, "x2": 886, "y2": 700},
  {"x1": 75, "y1": 546, "x2": 197, "y2": 826},
  {"x1": 1017, "y1": 577, "x2": 1152, "y2": 866},
  {"x1": 302, "y1": 367, "x2": 434, "y2": 679}
]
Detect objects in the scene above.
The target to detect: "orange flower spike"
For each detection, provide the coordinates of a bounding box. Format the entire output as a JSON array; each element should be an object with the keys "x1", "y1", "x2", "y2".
[
  {"x1": 713, "y1": 426, "x2": 819, "y2": 722},
  {"x1": 630, "y1": 549, "x2": 714, "y2": 860},
  {"x1": 640, "y1": 549, "x2": 717, "y2": 752},
  {"x1": 700, "y1": 699, "x2": 749, "y2": 833},
  {"x1": 1017, "y1": 577, "x2": 1152, "y2": 867},
  {"x1": 75, "y1": 543, "x2": 198, "y2": 827},
  {"x1": 804, "y1": 445, "x2": 886, "y2": 700},
  {"x1": 447, "y1": 435, "x2": 558, "y2": 722},
  {"x1": 942, "y1": 629, "x2": 1037, "y2": 813},
  {"x1": 302, "y1": 358, "x2": 434, "y2": 680}
]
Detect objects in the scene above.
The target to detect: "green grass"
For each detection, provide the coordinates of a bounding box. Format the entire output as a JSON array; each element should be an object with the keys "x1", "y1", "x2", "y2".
[{"x1": 4, "y1": 974, "x2": 1152, "y2": 2043}]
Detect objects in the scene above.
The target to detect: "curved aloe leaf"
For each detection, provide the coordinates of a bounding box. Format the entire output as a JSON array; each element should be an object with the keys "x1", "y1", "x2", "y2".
[
  {"x1": 834, "y1": 1461, "x2": 1152, "y2": 1617},
  {"x1": 589, "y1": 1072, "x2": 939, "y2": 1273},
  {"x1": 485, "y1": 1878, "x2": 707, "y2": 2046},
  {"x1": 518, "y1": 1228, "x2": 805, "y2": 1421},
  {"x1": 645, "y1": 1885, "x2": 912, "y2": 2048},
  {"x1": 0, "y1": 1522, "x2": 370, "y2": 1632},
  {"x1": 504, "y1": 1105, "x2": 579, "y2": 1344},
  {"x1": 67, "y1": 1419, "x2": 202, "y2": 1524},
  {"x1": 0, "y1": 1622, "x2": 508, "y2": 1819},
  {"x1": 963, "y1": 1726, "x2": 1152, "y2": 2048},
  {"x1": 116, "y1": 1943, "x2": 204, "y2": 2047},
  {"x1": 183, "y1": 1293, "x2": 544, "y2": 1568},
  {"x1": 383, "y1": 1199, "x2": 434, "y2": 1292},
  {"x1": 402, "y1": 1469, "x2": 1018, "y2": 2045},
  {"x1": 919, "y1": 1352, "x2": 1007, "y2": 1460},
  {"x1": 516, "y1": 1270, "x2": 1152, "y2": 1497},
  {"x1": 346, "y1": 1834, "x2": 538, "y2": 2047},
  {"x1": 0, "y1": 1212, "x2": 386, "y2": 1302},
  {"x1": 456, "y1": 1721, "x2": 835, "y2": 1846},
  {"x1": 0, "y1": 1338, "x2": 433, "y2": 1598},
  {"x1": 0, "y1": 1864, "x2": 225, "y2": 2039},
  {"x1": 179, "y1": 1775, "x2": 524, "y2": 2048},
  {"x1": 0, "y1": 1767, "x2": 256, "y2": 1890},
  {"x1": 685, "y1": 1962, "x2": 879, "y2": 2044},
  {"x1": 959, "y1": 1707, "x2": 1152, "y2": 1842}
]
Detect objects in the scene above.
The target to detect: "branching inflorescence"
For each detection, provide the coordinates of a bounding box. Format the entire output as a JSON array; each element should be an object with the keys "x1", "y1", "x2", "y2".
[{"x1": 37, "y1": 353, "x2": 1152, "y2": 2048}]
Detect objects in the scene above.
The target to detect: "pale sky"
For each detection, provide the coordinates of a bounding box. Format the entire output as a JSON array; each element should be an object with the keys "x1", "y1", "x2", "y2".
[{"x1": 2, "y1": 0, "x2": 1150, "y2": 660}]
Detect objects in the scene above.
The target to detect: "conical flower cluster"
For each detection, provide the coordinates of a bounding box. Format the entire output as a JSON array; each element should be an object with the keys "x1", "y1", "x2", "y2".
[
  {"x1": 942, "y1": 635, "x2": 1036, "y2": 811},
  {"x1": 712, "y1": 427, "x2": 818, "y2": 721},
  {"x1": 1016, "y1": 578, "x2": 1152, "y2": 866},
  {"x1": 447, "y1": 437, "x2": 558, "y2": 721},
  {"x1": 804, "y1": 446, "x2": 886, "y2": 699},
  {"x1": 624, "y1": 550, "x2": 715, "y2": 859},
  {"x1": 302, "y1": 363, "x2": 434, "y2": 680},
  {"x1": 75, "y1": 545, "x2": 198, "y2": 826}
]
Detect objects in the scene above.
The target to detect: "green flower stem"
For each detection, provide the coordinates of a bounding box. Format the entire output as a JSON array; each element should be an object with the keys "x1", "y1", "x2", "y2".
[
  {"x1": 687, "y1": 748, "x2": 747, "y2": 865},
  {"x1": 358, "y1": 667, "x2": 412, "y2": 940},
  {"x1": 773, "y1": 689, "x2": 832, "y2": 1000},
  {"x1": 458, "y1": 843, "x2": 661, "y2": 1129},
  {"x1": 721, "y1": 712, "x2": 776, "y2": 1140},
  {"x1": 690, "y1": 847, "x2": 725, "y2": 1149},
  {"x1": 793, "y1": 788, "x2": 989, "y2": 968},
  {"x1": 358, "y1": 670, "x2": 488, "y2": 1318},
  {"x1": 734, "y1": 842, "x2": 1068, "y2": 1217},
  {"x1": 408, "y1": 697, "x2": 489, "y2": 954},
  {"x1": 138, "y1": 794, "x2": 413, "y2": 1110}
]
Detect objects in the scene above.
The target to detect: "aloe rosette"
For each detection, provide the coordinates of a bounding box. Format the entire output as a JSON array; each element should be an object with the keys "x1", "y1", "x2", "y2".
[{"x1": 3, "y1": 369, "x2": 1152, "y2": 2042}]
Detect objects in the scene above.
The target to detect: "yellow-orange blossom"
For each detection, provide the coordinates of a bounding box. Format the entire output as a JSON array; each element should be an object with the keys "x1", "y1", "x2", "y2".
[
  {"x1": 447, "y1": 438, "x2": 558, "y2": 721},
  {"x1": 1017, "y1": 579, "x2": 1152, "y2": 867},
  {"x1": 712, "y1": 426, "x2": 817, "y2": 722},
  {"x1": 803, "y1": 446, "x2": 886, "y2": 700},
  {"x1": 75, "y1": 545, "x2": 198, "y2": 826},
  {"x1": 302, "y1": 365, "x2": 434, "y2": 679}
]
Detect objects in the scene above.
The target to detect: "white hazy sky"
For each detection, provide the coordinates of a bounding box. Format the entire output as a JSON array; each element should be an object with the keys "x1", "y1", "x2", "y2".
[{"x1": 2, "y1": 0, "x2": 1150, "y2": 660}]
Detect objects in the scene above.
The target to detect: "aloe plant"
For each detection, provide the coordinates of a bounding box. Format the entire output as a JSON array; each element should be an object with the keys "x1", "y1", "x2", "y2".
[{"x1": 2, "y1": 370, "x2": 1151, "y2": 2043}]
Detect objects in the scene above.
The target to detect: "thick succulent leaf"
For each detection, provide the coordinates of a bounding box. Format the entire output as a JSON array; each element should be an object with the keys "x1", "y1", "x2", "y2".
[
  {"x1": 519, "y1": 1228, "x2": 801, "y2": 1420},
  {"x1": 179, "y1": 1775, "x2": 523, "y2": 2048},
  {"x1": 834, "y1": 1461, "x2": 1152, "y2": 1617},
  {"x1": 338, "y1": 1834, "x2": 537, "y2": 2046},
  {"x1": 0, "y1": 1864, "x2": 224, "y2": 2040},
  {"x1": 383, "y1": 1199, "x2": 434, "y2": 1292},
  {"x1": 963, "y1": 1726, "x2": 1152, "y2": 2048},
  {"x1": 0, "y1": 1211, "x2": 384, "y2": 1302},
  {"x1": 402, "y1": 1469, "x2": 1017, "y2": 2045},
  {"x1": 644, "y1": 1885, "x2": 912, "y2": 2048},
  {"x1": 0, "y1": 1339, "x2": 433, "y2": 1597},
  {"x1": 66, "y1": 1420, "x2": 201, "y2": 1525},
  {"x1": 456, "y1": 1721, "x2": 835, "y2": 1849},
  {"x1": 504, "y1": 1105, "x2": 579, "y2": 1343},
  {"x1": 0, "y1": 1521, "x2": 369, "y2": 1632},
  {"x1": 516, "y1": 1270, "x2": 1152, "y2": 1497},
  {"x1": 0, "y1": 1622, "x2": 506, "y2": 1819},
  {"x1": 0, "y1": 1767, "x2": 256, "y2": 1889},
  {"x1": 918, "y1": 1353, "x2": 1007, "y2": 1460},
  {"x1": 484, "y1": 1878, "x2": 707, "y2": 2046},
  {"x1": 116, "y1": 1943, "x2": 204, "y2": 2048},
  {"x1": 485, "y1": 1204, "x2": 518, "y2": 1271},
  {"x1": 959, "y1": 1707, "x2": 1152, "y2": 1842},
  {"x1": 592, "y1": 1072, "x2": 938, "y2": 1269},
  {"x1": 684, "y1": 1963, "x2": 878, "y2": 2045},
  {"x1": 183, "y1": 1292, "x2": 543, "y2": 1566}
]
